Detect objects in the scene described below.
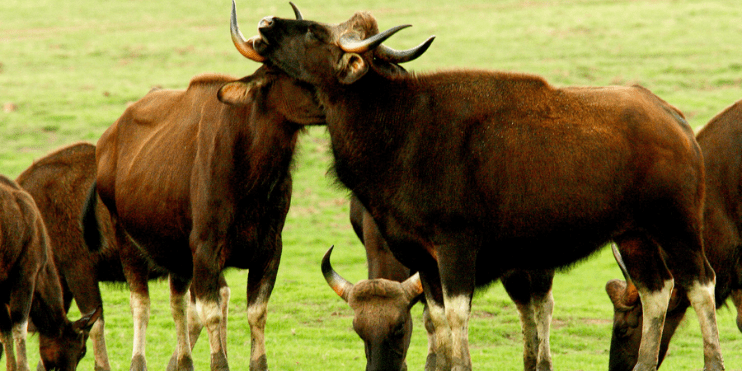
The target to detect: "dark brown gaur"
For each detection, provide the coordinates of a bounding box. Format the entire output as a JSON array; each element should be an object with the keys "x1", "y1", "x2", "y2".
[
  {"x1": 15, "y1": 142, "x2": 228, "y2": 371},
  {"x1": 231, "y1": 3, "x2": 725, "y2": 371},
  {"x1": 324, "y1": 196, "x2": 555, "y2": 371},
  {"x1": 0, "y1": 174, "x2": 100, "y2": 371},
  {"x1": 606, "y1": 100, "x2": 742, "y2": 370}
]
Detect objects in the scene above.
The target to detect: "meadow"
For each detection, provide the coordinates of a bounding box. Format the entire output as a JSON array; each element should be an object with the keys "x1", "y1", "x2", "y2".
[{"x1": 2, "y1": 0, "x2": 742, "y2": 370}]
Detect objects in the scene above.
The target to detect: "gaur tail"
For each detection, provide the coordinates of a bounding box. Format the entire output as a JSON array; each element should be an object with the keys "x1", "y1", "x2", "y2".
[{"x1": 81, "y1": 180, "x2": 102, "y2": 252}]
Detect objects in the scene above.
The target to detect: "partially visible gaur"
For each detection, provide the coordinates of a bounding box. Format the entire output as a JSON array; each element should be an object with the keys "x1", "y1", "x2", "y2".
[
  {"x1": 81, "y1": 64, "x2": 325, "y2": 370},
  {"x1": 232, "y1": 3, "x2": 725, "y2": 370},
  {"x1": 323, "y1": 196, "x2": 554, "y2": 371},
  {"x1": 607, "y1": 100, "x2": 742, "y2": 370},
  {"x1": 16, "y1": 142, "x2": 228, "y2": 371},
  {"x1": 0, "y1": 174, "x2": 100, "y2": 371}
]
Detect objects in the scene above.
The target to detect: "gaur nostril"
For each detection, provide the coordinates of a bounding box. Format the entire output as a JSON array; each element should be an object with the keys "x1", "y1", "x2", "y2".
[{"x1": 259, "y1": 16, "x2": 274, "y2": 29}]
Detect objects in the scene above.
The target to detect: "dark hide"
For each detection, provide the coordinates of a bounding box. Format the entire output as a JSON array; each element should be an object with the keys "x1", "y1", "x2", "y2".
[
  {"x1": 242, "y1": 8, "x2": 723, "y2": 371},
  {"x1": 0, "y1": 174, "x2": 100, "y2": 371}
]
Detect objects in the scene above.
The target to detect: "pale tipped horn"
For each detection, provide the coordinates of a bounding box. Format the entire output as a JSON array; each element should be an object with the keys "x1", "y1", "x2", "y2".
[
  {"x1": 611, "y1": 243, "x2": 640, "y2": 307},
  {"x1": 322, "y1": 246, "x2": 354, "y2": 302},
  {"x1": 401, "y1": 272, "x2": 424, "y2": 302},
  {"x1": 230, "y1": 0, "x2": 265, "y2": 62},
  {"x1": 289, "y1": 2, "x2": 303, "y2": 20},
  {"x1": 375, "y1": 35, "x2": 436, "y2": 63},
  {"x1": 611, "y1": 243, "x2": 631, "y2": 282},
  {"x1": 338, "y1": 24, "x2": 411, "y2": 54}
]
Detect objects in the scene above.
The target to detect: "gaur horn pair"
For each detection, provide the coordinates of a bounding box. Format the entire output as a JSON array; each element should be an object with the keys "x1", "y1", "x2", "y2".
[
  {"x1": 321, "y1": 246, "x2": 423, "y2": 302},
  {"x1": 230, "y1": 0, "x2": 435, "y2": 64}
]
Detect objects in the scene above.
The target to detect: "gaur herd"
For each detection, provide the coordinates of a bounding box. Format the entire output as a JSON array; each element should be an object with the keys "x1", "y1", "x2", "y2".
[{"x1": 1, "y1": 1, "x2": 741, "y2": 370}]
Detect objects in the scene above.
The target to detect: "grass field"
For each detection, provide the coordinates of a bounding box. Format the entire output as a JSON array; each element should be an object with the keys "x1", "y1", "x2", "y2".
[{"x1": 2, "y1": 0, "x2": 742, "y2": 370}]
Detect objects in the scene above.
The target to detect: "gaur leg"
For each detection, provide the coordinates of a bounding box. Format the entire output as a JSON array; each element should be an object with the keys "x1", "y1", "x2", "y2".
[
  {"x1": 188, "y1": 274, "x2": 230, "y2": 351},
  {"x1": 422, "y1": 301, "x2": 438, "y2": 371},
  {"x1": 118, "y1": 225, "x2": 152, "y2": 371},
  {"x1": 615, "y1": 234, "x2": 674, "y2": 371},
  {"x1": 168, "y1": 289, "x2": 201, "y2": 371},
  {"x1": 245, "y1": 243, "x2": 281, "y2": 371},
  {"x1": 419, "y1": 268, "x2": 450, "y2": 371},
  {"x1": 1, "y1": 302, "x2": 18, "y2": 371},
  {"x1": 128, "y1": 284, "x2": 150, "y2": 371},
  {"x1": 168, "y1": 274, "x2": 229, "y2": 369},
  {"x1": 218, "y1": 276, "x2": 230, "y2": 356},
  {"x1": 430, "y1": 242, "x2": 478, "y2": 371},
  {"x1": 440, "y1": 252, "x2": 475, "y2": 370},
  {"x1": 89, "y1": 315, "x2": 111, "y2": 371},
  {"x1": 12, "y1": 320, "x2": 30, "y2": 371},
  {"x1": 732, "y1": 289, "x2": 742, "y2": 332},
  {"x1": 65, "y1": 258, "x2": 111, "y2": 371},
  {"x1": 168, "y1": 274, "x2": 194, "y2": 371},
  {"x1": 1, "y1": 331, "x2": 13, "y2": 371},
  {"x1": 7, "y1": 268, "x2": 36, "y2": 371},
  {"x1": 653, "y1": 221, "x2": 724, "y2": 371},
  {"x1": 192, "y1": 253, "x2": 229, "y2": 371},
  {"x1": 10, "y1": 317, "x2": 30, "y2": 371},
  {"x1": 502, "y1": 269, "x2": 555, "y2": 371}
]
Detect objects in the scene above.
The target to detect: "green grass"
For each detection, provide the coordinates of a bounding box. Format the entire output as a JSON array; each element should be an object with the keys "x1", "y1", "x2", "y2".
[{"x1": 2, "y1": 0, "x2": 742, "y2": 370}]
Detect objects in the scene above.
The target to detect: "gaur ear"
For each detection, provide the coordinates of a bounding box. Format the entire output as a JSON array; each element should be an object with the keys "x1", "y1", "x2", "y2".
[
  {"x1": 218, "y1": 75, "x2": 273, "y2": 105},
  {"x1": 73, "y1": 306, "x2": 103, "y2": 333},
  {"x1": 218, "y1": 81, "x2": 256, "y2": 105},
  {"x1": 605, "y1": 279, "x2": 640, "y2": 308},
  {"x1": 337, "y1": 53, "x2": 368, "y2": 85},
  {"x1": 606, "y1": 279, "x2": 628, "y2": 308}
]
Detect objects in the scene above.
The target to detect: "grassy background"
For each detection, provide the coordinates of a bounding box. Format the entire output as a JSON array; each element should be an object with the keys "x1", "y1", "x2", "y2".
[{"x1": 2, "y1": 0, "x2": 742, "y2": 370}]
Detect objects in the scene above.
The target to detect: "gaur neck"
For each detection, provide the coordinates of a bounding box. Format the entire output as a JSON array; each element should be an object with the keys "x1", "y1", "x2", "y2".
[
  {"x1": 234, "y1": 109, "x2": 302, "y2": 196},
  {"x1": 320, "y1": 71, "x2": 416, "y2": 222},
  {"x1": 29, "y1": 263, "x2": 70, "y2": 338}
]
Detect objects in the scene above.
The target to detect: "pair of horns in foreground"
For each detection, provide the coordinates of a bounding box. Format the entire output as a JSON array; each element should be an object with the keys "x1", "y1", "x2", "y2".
[
  {"x1": 230, "y1": 0, "x2": 435, "y2": 64},
  {"x1": 322, "y1": 246, "x2": 423, "y2": 302}
]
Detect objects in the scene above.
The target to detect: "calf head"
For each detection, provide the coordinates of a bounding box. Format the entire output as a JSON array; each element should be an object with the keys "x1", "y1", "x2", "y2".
[
  {"x1": 322, "y1": 247, "x2": 423, "y2": 371},
  {"x1": 605, "y1": 247, "x2": 689, "y2": 371},
  {"x1": 228, "y1": 0, "x2": 434, "y2": 87},
  {"x1": 39, "y1": 307, "x2": 101, "y2": 371}
]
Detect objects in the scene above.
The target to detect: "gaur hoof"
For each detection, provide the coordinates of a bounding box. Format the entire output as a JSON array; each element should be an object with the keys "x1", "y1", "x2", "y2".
[
  {"x1": 424, "y1": 354, "x2": 437, "y2": 371},
  {"x1": 130, "y1": 355, "x2": 147, "y2": 371},
  {"x1": 249, "y1": 354, "x2": 268, "y2": 370}
]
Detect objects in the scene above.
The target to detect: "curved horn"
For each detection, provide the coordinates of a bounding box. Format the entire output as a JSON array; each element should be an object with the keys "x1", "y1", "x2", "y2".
[
  {"x1": 322, "y1": 246, "x2": 354, "y2": 302},
  {"x1": 611, "y1": 243, "x2": 640, "y2": 307},
  {"x1": 611, "y1": 243, "x2": 631, "y2": 282},
  {"x1": 374, "y1": 35, "x2": 436, "y2": 63},
  {"x1": 230, "y1": 0, "x2": 265, "y2": 62},
  {"x1": 401, "y1": 272, "x2": 424, "y2": 302},
  {"x1": 339, "y1": 24, "x2": 411, "y2": 54},
  {"x1": 289, "y1": 2, "x2": 303, "y2": 20}
]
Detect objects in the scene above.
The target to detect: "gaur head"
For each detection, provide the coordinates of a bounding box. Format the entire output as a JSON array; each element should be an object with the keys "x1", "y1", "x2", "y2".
[
  {"x1": 605, "y1": 245, "x2": 688, "y2": 371},
  {"x1": 38, "y1": 306, "x2": 101, "y2": 371},
  {"x1": 322, "y1": 246, "x2": 424, "y2": 371},
  {"x1": 217, "y1": 64, "x2": 325, "y2": 127},
  {"x1": 228, "y1": 0, "x2": 434, "y2": 86}
]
